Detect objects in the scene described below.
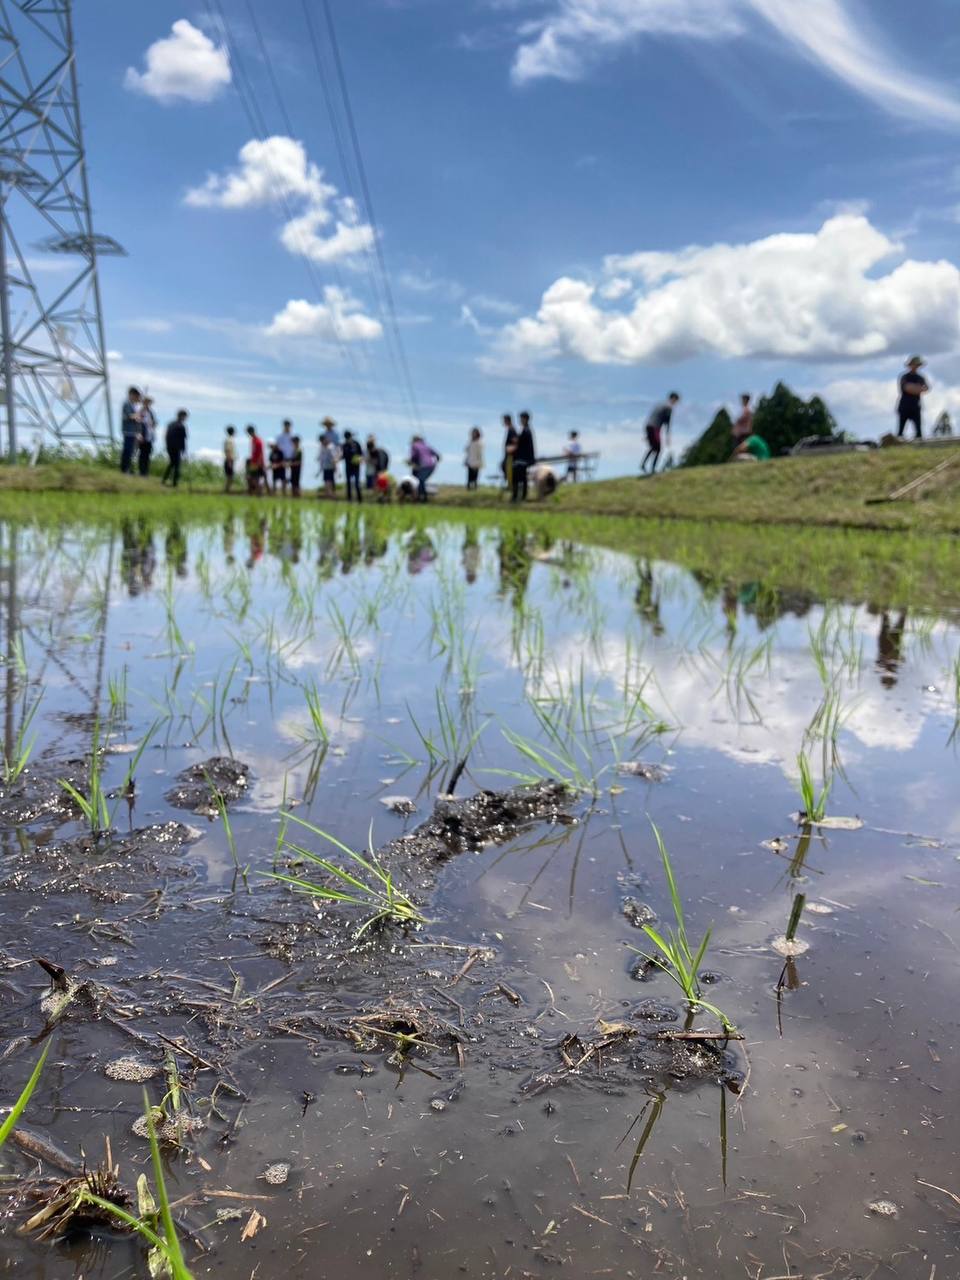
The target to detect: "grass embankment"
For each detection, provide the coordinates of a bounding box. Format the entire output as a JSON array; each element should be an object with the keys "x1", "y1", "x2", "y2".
[
  {"x1": 2, "y1": 486, "x2": 960, "y2": 614},
  {"x1": 2, "y1": 444, "x2": 960, "y2": 532},
  {"x1": 439, "y1": 443, "x2": 960, "y2": 533}
]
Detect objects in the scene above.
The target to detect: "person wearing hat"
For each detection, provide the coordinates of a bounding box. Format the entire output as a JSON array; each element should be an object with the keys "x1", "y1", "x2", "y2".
[{"x1": 898, "y1": 357, "x2": 929, "y2": 440}]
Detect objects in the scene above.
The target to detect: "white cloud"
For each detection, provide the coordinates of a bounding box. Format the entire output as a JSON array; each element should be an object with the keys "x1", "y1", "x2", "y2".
[
  {"x1": 510, "y1": 0, "x2": 960, "y2": 128},
  {"x1": 266, "y1": 288, "x2": 383, "y2": 342},
  {"x1": 186, "y1": 136, "x2": 375, "y2": 266},
  {"x1": 496, "y1": 215, "x2": 960, "y2": 366},
  {"x1": 125, "y1": 19, "x2": 230, "y2": 105},
  {"x1": 512, "y1": 0, "x2": 742, "y2": 84}
]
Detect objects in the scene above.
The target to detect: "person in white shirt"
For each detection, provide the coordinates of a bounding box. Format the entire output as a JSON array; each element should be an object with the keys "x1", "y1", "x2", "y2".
[
  {"x1": 564, "y1": 430, "x2": 583, "y2": 482},
  {"x1": 277, "y1": 420, "x2": 296, "y2": 463},
  {"x1": 465, "y1": 427, "x2": 484, "y2": 489}
]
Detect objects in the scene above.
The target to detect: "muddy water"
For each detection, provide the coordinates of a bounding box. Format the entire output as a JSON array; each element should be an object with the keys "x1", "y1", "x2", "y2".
[{"x1": 1, "y1": 511, "x2": 959, "y2": 1280}]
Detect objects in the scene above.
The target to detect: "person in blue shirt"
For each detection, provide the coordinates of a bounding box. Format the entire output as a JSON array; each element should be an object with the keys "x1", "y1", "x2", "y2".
[{"x1": 120, "y1": 387, "x2": 142, "y2": 474}]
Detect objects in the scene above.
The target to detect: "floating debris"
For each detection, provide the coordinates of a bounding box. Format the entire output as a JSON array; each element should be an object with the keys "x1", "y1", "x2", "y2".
[
  {"x1": 104, "y1": 1056, "x2": 159, "y2": 1083},
  {"x1": 771, "y1": 936, "x2": 810, "y2": 958},
  {"x1": 621, "y1": 898, "x2": 657, "y2": 928},
  {"x1": 261, "y1": 1162, "x2": 291, "y2": 1186},
  {"x1": 380, "y1": 795, "x2": 416, "y2": 816},
  {"x1": 867, "y1": 1199, "x2": 899, "y2": 1219},
  {"x1": 617, "y1": 762, "x2": 668, "y2": 781}
]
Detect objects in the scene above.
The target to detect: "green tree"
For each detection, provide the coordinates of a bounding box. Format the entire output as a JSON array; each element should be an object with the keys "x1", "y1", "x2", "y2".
[
  {"x1": 753, "y1": 383, "x2": 835, "y2": 457},
  {"x1": 681, "y1": 408, "x2": 733, "y2": 468},
  {"x1": 682, "y1": 384, "x2": 836, "y2": 467}
]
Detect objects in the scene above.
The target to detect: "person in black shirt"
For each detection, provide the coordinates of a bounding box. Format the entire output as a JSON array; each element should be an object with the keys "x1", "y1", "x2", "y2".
[
  {"x1": 641, "y1": 392, "x2": 680, "y2": 474},
  {"x1": 290, "y1": 435, "x2": 303, "y2": 497},
  {"x1": 342, "y1": 430, "x2": 363, "y2": 503},
  {"x1": 501, "y1": 414, "x2": 518, "y2": 490},
  {"x1": 162, "y1": 410, "x2": 188, "y2": 487},
  {"x1": 512, "y1": 411, "x2": 536, "y2": 502},
  {"x1": 897, "y1": 356, "x2": 928, "y2": 439}
]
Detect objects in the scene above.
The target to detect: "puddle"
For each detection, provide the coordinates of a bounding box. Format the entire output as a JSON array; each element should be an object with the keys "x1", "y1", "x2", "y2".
[{"x1": 1, "y1": 508, "x2": 959, "y2": 1279}]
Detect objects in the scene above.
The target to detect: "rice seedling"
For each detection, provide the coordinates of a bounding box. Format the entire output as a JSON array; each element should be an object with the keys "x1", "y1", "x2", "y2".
[
  {"x1": 1, "y1": 690, "x2": 41, "y2": 786},
  {"x1": 80, "y1": 1092, "x2": 193, "y2": 1280},
  {"x1": 785, "y1": 893, "x2": 806, "y2": 943},
  {"x1": 299, "y1": 680, "x2": 330, "y2": 745},
  {"x1": 58, "y1": 716, "x2": 110, "y2": 835},
  {"x1": 406, "y1": 689, "x2": 486, "y2": 768},
  {"x1": 264, "y1": 814, "x2": 427, "y2": 938},
  {"x1": 797, "y1": 751, "x2": 831, "y2": 824},
  {"x1": 0, "y1": 1041, "x2": 50, "y2": 1152},
  {"x1": 630, "y1": 825, "x2": 735, "y2": 1032},
  {"x1": 113, "y1": 720, "x2": 160, "y2": 818},
  {"x1": 107, "y1": 667, "x2": 128, "y2": 717},
  {"x1": 491, "y1": 724, "x2": 599, "y2": 796},
  {"x1": 618, "y1": 1092, "x2": 665, "y2": 1193}
]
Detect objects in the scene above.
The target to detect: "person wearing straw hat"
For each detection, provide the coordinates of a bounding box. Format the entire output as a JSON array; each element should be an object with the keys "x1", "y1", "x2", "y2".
[{"x1": 897, "y1": 356, "x2": 929, "y2": 440}]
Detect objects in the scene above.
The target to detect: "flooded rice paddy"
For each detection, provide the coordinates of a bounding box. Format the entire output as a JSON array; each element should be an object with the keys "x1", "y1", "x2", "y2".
[{"x1": 1, "y1": 506, "x2": 959, "y2": 1280}]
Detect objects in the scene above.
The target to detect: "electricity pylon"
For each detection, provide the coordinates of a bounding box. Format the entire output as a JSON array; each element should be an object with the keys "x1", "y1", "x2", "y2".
[{"x1": 0, "y1": 0, "x2": 124, "y2": 461}]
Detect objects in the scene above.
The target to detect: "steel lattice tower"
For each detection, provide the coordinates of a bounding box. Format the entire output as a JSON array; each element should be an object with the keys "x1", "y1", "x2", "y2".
[{"x1": 0, "y1": 0, "x2": 123, "y2": 460}]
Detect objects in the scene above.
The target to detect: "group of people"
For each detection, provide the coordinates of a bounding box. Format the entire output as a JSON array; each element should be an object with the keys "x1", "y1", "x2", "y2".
[{"x1": 120, "y1": 387, "x2": 190, "y2": 486}]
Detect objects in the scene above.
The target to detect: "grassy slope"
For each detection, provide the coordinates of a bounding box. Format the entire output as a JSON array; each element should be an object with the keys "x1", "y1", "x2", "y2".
[
  {"x1": 2, "y1": 444, "x2": 960, "y2": 531},
  {"x1": 436, "y1": 443, "x2": 960, "y2": 532}
]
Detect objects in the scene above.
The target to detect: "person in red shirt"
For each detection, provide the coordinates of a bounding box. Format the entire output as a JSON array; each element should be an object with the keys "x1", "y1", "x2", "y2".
[{"x1": 246, "y1": 424, "x2": 265, "y2": 495}]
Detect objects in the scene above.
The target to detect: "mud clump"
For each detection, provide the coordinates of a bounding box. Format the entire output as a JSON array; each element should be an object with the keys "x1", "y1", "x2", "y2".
[
  {"x1": 381, "y1": 782, "x2": 572, "y2": 864},
  {"x1": 0, "y1": 755, "x2": 88, "y2": 828},
  {"x1": 165, "y1": 756, "x2": 251, "y2": 816},
  {"x1": 621, "y1": 898, "x2": 657, "y2": 928},
  {"x1": 5, "y1": 822, "x2": 200, "y2": 899}
]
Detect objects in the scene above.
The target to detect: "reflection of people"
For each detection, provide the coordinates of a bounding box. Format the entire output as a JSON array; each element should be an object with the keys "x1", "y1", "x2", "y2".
[
  {"x1": 641, "y1": 393, "x2": 679, "y2": 475},
  {"x1": 897, "y1": 356, "x2": 928, "y2": 439},
  {"x1": 877, "y1": 610, "x2": 907, "y2": 689},
  {"x1": 462, "y1": 527, "x2": 480, "y2": 584},
  {"x1": 634, "y1": 560, "x2": 664, "y2": 636}
]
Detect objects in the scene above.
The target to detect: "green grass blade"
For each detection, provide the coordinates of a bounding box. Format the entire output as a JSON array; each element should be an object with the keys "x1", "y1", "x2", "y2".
[{"x1": 0, "y1": 1041, "x2": 50, "y2": 1150}]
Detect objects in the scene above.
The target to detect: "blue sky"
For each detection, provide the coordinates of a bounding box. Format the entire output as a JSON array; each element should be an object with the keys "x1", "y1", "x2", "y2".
[{"x1": 75, "y1": 0, "x2": 960, "y2": 476}]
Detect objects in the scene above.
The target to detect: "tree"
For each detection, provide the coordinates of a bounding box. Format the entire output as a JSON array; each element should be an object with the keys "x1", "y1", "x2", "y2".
[
  {"x1": 682, "y1": 384, "x2": 836, "y2": 467},
  {"x1": 753, "y1": 383, "x2": 835, "y2": 458},
  {"x1": 681, "y1": 408, "x2": 733, "y2": 468}
]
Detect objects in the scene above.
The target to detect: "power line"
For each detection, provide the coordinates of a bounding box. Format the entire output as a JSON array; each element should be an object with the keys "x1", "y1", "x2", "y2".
[
  {"x1": 209, "y1": 0, "x2": 387, "y2": 428},
  {"x1": 306, "y1": 0, "x2": 424, "y2": 432}
]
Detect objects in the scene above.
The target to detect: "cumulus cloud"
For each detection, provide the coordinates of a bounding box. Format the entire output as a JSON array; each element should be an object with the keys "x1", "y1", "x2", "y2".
[
  {"x1": 186, "y1": 136, "x2": 375, "y2": 265},
  {"x1": 125, "y1": 19, "x2": 230, "y2": 104},
  {"x1": 266, "y1": 288, "x2": 383, "y2": 342},
  {"x1": 511, "y1": 0, "x2": 960, "y2": 127},
  {"x1": 496, "y1": 215, "x2": 960, "y2": 366}
]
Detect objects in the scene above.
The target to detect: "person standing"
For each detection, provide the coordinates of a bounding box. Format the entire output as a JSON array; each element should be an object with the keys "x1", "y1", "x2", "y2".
[
  {"x1": 318, "y1": 429, "x2": 339, "y2": 498},
  {"x1": 365, "y1": 435, "x2": 380, "y2": 491},
  {"x1": 246, "y1": 424, "x2": 265, "y2": 495},
  {"x1": 501, "y1": 413, "x2": 517, "y2": 491},
  {"x1": 465, "y1": 427, "x2": 483, "y2": 489},
  {"x1": 512, "y1": 411, "x2": 536, "y2": 502},
  {"x1": 641, "y1": 392, "x2": 680, "y2": 475},
  {"x1": 138, "y1": 396, "x2": 157, "y2": 476},
  {"x1": 731, "y1": 393, "x2": 752, "y2": 448},
  {"x1": 408, "y1": 435, "x2": 439, "y2": 502},
  {"x1": 897, "y1": 356, "x2": 928, "y2": 439},
  {"x1": 342, "y1": 430, "x2": 363, "y2": 502},
  {"x1": 269, "y1": 440, "x2": 287, "y2": 494},
  {"x1": 120, "y1": 387, "x2": 142, "y2": 474},
  {"x1": 162, "y1": 410, "x2": 188, "y2": 487},
  {"x1": 277, "y1": 420, "x2": 296, "y2": 472},
  {"x1": 290, "y1": 435, "x2": 303, "y2": 496},
  {"x1": 563, "y1": 430, "x2": 582, "y2": 482},
  {"x1": 223, "y1": 425, "x2": 237, "y2": 492}
]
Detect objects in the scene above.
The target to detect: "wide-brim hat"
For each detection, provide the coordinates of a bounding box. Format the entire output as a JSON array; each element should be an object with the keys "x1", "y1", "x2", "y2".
[
  {"x1": 321, "y1": 416, "x2": 337, "y2": 427},
  {"x1": 906, "y1": 355, "x2": 925, "y2": 368}
]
